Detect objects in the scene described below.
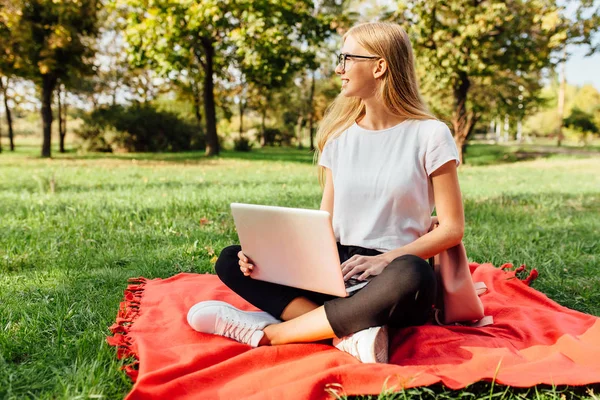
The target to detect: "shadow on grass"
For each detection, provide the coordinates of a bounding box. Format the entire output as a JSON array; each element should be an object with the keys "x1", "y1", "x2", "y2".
[
  {"x1": 465, "y1": 143, "x2": 600, "y2": 167},
  {"x1": 7, "y1": 141, "x2": 599, "y2": 168},
  {"x1": 9, "y1": 145, "x2": 317, "y2": 165},
  {"x1": 464, "y1": 144, "x2": 552, "y2": 166}
]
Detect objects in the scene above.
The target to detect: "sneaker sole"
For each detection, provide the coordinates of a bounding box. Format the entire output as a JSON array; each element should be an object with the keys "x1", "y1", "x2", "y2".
[
  {"x1": 374, "y1": 326, "x2": 389, "y2": 364},
  {"x1": 187, "y1": 300, "x2": 279, "y2": 328}
]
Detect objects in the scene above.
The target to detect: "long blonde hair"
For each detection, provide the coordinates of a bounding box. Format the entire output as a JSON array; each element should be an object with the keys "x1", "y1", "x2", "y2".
[{"x1": 315, "y1": 22, "x2": 435, "y2": 186}]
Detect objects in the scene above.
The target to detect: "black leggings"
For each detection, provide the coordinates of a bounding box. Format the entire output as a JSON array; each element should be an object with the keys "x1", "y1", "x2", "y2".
[{"x1": 215, "y1": 243, "x2": 437, "y2": 338}]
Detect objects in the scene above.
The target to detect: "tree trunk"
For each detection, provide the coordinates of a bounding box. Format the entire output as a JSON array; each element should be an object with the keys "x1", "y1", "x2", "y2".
[
  {"x1": 308, "y1": 70, "x2": 316, "y2": 151},
  {"x1": 0, "y1": 77, "x2": 14, "y2": 151},
  {"x1": 260, "y1": 105, "x2": 267, "y2": 147},
  {"x1": 198, "y1": 37, "x2": 219, "y2": 156},
  {"x1": 61, "y1": 94, "x2": 67, "y2": 153},
  {"x1": 455, "y1": 135, "x2": 466, "y2": 165},
  {"x1": 557, "y1": 47, "x2": 566, "y2": 147},
  {"x1": 296, "y1": 114, "x2": 304, "y2": 150},
  {"x1": 450, "y1": 72, "x2": 476, "y2": 165},
  {"x1": 239, "y1": 96, "x2": 245, "y2": 139},
  {"x1": 57, "y1": 84, "x2": 65, "y2": 153},
  {"x1": 41, "y1": 75, "x2": 57, "y2": 158},
  {"x1": 0, "y1": 98, "x2": 3, "y2": 153},
  {"x1": 191, "y1": 78, "x2": 203, "y2": 128}
]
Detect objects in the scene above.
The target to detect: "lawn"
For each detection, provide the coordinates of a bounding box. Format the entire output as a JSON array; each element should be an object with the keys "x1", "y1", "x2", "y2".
[{"x1": 1, "y1": 144, "x2": 599, "y2": 399}]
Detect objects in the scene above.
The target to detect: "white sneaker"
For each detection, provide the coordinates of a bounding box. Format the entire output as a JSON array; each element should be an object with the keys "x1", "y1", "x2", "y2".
[
  {"x1": 332, "y1": 326, "x2": 389, "y2": 363},
  {"x1": 187, "y1": 300, "x2": 280, "y2": 347}
]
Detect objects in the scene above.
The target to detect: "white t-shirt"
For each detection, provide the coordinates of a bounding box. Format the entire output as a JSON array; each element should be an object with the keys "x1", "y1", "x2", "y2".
[{"x1": 318, "y1": 118, "x2": 460, "y2": 252}]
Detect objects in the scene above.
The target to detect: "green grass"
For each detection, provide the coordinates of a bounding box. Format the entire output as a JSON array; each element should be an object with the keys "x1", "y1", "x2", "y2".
[{"x1": 1, "y1": 144, "x2": 599, "y2": 399}]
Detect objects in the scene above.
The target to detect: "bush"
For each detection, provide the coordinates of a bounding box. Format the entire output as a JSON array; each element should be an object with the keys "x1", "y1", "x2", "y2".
[
  {"x1": 233, "y1": 136, "x2": 253, "y2": 152},
  {"x1": 262, "y1": 127, "x2": 294, "y2": 146},
  {"x1": 76, "y1": 104, "x2": 205, "y2": 152}
]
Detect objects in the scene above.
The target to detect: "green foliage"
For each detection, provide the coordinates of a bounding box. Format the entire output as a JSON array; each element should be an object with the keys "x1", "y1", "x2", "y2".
[
  {"x1": 2, "y1": 0, "x2": 99, "y2": 86},
  {"x1": 524, "y1": 83, "x2": 600, "y2": 138},
  {"x1": 572, "y1": 0, "x2": 600, "y2": 54},
  {"x1": 564, "y1": 108, "x2": 599, "y2": 134},
  {"x1": 398, "y1": 1, "x2": 566, "y2": 88},
  {"x1": 230, "y1": 0, "x2": 334, "y2": 114},
  {"x1": 76, "y1": 104, "x2": 204, "y2": 153}
]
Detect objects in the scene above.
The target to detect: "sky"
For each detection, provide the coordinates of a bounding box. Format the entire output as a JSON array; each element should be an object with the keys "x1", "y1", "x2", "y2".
[{"x1": 565, "y1": 43, "x2": 600, "y2": 91}]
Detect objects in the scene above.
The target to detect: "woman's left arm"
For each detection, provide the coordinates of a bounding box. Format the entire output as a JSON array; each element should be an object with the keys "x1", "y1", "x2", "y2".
[{"x1": 341, "y1": 159, "x2": 464, "y2": 280}]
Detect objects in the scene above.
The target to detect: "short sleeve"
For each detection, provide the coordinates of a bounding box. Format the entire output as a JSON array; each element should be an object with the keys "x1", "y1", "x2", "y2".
[
  {"x1": 318, "y1": 140, "x2": 335, "y2": 170},
  {"x1": 425, "y1": 123, "x2": 460, "y2": 176}
]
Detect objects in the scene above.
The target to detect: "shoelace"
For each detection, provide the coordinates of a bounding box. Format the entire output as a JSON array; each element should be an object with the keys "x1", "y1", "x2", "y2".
[
  {"x1": 336, "y1": 335, "x2": 362, "y2": 361},
  {"x1": 216, "y1": 316, "x2": 256, "y2": 344}
]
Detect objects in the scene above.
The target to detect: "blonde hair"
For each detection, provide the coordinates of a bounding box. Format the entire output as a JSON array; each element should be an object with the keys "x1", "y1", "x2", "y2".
[{"x1": 315, "y1": 22, "x2": 435, "y2": 186}]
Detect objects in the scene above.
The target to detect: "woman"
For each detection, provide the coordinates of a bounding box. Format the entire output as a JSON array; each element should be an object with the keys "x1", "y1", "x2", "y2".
[{"x1": 187, "y1": 22, "x2": 464, "y2": 364}]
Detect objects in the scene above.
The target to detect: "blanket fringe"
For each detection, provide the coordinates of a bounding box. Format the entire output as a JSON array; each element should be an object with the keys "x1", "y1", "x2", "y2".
[
  {"x1": 499, "y1": 263, "x2": 539, "y2": 286},
  {"x1": 106, "y1": 276, "x2": 147, "y2": 382}
]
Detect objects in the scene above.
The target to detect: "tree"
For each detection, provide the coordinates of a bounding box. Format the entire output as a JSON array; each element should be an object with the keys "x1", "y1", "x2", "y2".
[
  {"x1": 56, "y1": 81, "x2": 68, "y2": 153},
  {"x1": 4, "y1": 0, "x2": 100, "y2": 157},
  {"x1": 114, "y1": 0, "x2": 332, "y2": 155},
  {"x1": 0, "y1": 77, "x2": 15, "y2": 151},
  {"x1": 0, "y1": 1, "x2": 17, "y2": 152},
  {"x1": 394, "y1": 0, "x2": 568, "y2": 163},
  {"x1": 231, "y1": 1, "x2": 335, "y2": 147},
  {"x1": 112, "y1": 0, "x2": 234, "y2": 156}
]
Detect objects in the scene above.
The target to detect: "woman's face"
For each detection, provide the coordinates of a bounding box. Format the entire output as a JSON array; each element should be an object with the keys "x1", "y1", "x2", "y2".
[{"x1": 335, "y1": 35, "x2": 380, "y2": 99}]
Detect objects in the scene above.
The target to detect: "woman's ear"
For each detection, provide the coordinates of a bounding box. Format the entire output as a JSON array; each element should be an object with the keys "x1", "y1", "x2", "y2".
[{"x1": 373, "y1": 59, "x2": 387, "y2": 79}]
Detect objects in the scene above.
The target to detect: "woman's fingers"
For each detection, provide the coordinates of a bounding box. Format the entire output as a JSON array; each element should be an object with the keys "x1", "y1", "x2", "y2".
[
  {"x1": 341, "y1": 255, "x2": 361, "y2": 274},
  {"x1": 237, "y1": 250, "x2": 254, "y2": 275},
  {"x1": 241, "y1": 265, "x2": 253, "y2": 276},
  {"x1": 357, "y1": 270, "x2": 371, "y2": 281},
  {"x1": 343, "y1": 264, "x2": 367, "y2": 281},
  {"x1": 238, "y1": 258, "x2": 253, "y2": 276}
]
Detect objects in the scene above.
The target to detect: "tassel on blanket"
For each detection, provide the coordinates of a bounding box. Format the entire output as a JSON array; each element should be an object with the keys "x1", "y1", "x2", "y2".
[
  {"x1": 522, "y1": 269, "x2": 539, "y2": 286},
  {"x1": 106, "y1": 277, "x2": 147, "y2": 382},
  {"x1": 500, "y1": 263, "x2": 539, "y2": 286}
]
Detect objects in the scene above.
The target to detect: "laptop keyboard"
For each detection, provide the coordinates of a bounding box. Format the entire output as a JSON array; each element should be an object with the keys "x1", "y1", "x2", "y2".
[
  {"x1": 345, "y1": 276, "x2": 371, "y2": 294},
  {"x1": 345, "y1": 277, "x2": 364, "y2": 288}
]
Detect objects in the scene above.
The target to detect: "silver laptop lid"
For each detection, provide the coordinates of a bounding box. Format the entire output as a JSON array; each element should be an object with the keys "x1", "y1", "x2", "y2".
[{"x1": 230, "y1": 203, "x2": 347, "y2": 297}]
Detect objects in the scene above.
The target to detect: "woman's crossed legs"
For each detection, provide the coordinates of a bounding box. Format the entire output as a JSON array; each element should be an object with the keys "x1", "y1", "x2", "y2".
[{"x1": 214, "y1": 244, "x2": 437, "y2": 347}]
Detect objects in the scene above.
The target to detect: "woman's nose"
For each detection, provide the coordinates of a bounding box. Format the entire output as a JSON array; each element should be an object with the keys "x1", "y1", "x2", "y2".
[{"x1": 335, "y1": 63, "x2": 344, "y2": 75}]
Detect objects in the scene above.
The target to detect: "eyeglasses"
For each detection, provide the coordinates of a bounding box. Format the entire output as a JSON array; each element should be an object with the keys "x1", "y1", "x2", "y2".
[{"x1": 337, "y1": 53, "x2": 380, "y2": 71}]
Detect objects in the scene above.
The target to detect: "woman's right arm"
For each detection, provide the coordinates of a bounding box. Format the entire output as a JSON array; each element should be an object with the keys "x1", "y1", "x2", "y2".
[{"x1": 320, "y1": 168, "x2": 334, "y2": 223}]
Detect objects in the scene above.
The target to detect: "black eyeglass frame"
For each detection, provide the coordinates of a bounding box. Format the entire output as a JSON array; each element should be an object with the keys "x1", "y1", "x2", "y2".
[{"x1": 337, "y1": 53, "x2": 380, "y2": 71}]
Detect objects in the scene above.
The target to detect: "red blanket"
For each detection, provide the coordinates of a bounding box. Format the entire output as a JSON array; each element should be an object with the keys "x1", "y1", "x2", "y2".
[{"x1": 107, "y1": 263, "x2": 600, "y2": 399}]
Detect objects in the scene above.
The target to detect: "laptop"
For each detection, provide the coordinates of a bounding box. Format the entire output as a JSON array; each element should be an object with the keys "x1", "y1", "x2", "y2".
[{"x1": 230, "y1": 203, "x2": 371, "y2": 297}]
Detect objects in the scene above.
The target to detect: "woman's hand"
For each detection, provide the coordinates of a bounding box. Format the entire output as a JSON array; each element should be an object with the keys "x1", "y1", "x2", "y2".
[
  {"x1": 238, "y1": 250, "x2": 254, "y2": 277},
  {"x1": 341, "y1": 254, "x2": 390, "y2": 281}
]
